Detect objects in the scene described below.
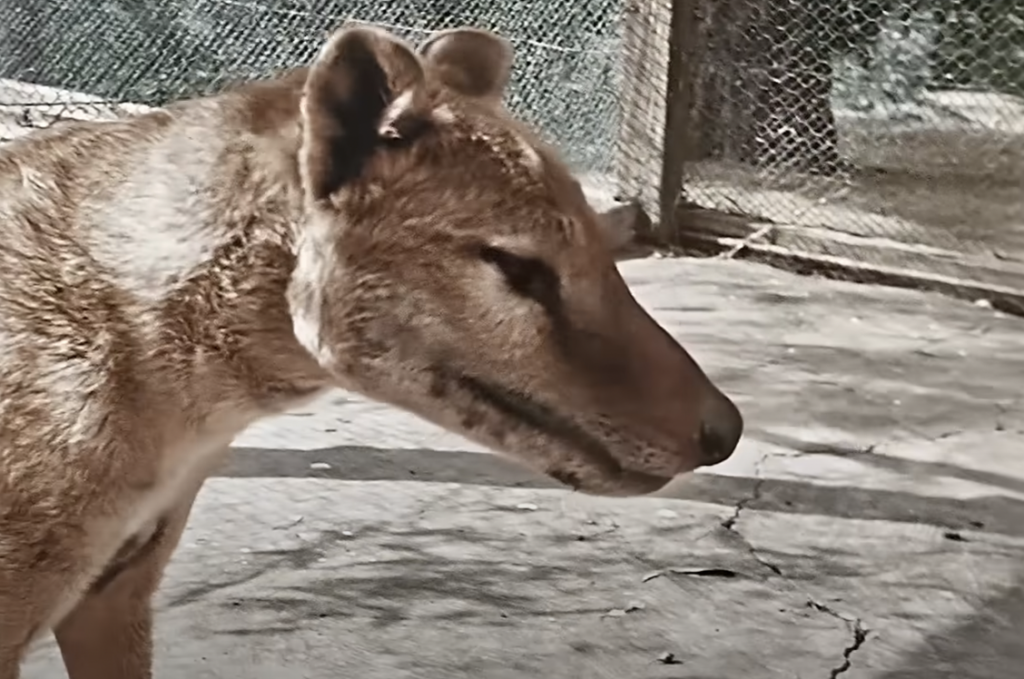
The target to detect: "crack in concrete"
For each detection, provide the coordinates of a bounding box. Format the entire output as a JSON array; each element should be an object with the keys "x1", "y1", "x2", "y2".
[
  {"x1": 797, "y1": 576, "x2": 872, "y2": 678},
  {"x1": 718, "y1": 452, "x2": 871, "y2": 676},
  {"x1": 826, "y1": 615, "x2": 869, "y2": 678},
  {"x1": 720, "y1": 475, "x2": 782, "y2": 576},
  {"x1": 718, "y1": 486, "x2": 753, "y2": 531},
  {"x1": 719, "y1": 451, "x2": 769, "y2": 531},
  {"x1": 719, "y1": 454, "x2": 782, "y2": 575}
]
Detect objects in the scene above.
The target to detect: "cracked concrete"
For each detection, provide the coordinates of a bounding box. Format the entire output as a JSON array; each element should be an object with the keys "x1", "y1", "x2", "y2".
[
  {"x1": 719, "y1": 464, "x2": 783, "y2": 577},
  {"x1": 720, "y1": 456, "x2": 871, "y2": 677},
  {"x1": 829, "y1": 618, "x2": 869, "y2": 679},
  {"x1": 21, "y1": 257, "x2": 1024, "y2": 678}
]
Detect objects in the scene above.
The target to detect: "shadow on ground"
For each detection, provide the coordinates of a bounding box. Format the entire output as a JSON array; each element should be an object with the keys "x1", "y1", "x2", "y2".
[
  {"x1": 757, "y1": 430, "x2": 1024, "y2": 497},
  {"x1": 875, "y1": 568, "x2": 1024, "y2": 679},
  {"x1": 224, "y1": 443, "x2": 1024, "y2": 538},
  {"x1": 157, "y1": 501, "x2": 852, "y2": 678},
  {"x1": 165, "y1": 524, "x2": 557, "y2": 630}
]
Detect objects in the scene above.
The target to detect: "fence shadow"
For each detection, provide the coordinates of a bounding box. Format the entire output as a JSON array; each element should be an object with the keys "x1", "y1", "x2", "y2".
[
  {"x1": 756, "y1": 430, "x2": 1024, "y2": 496},
  {"x1": 874, "y1": 569, "x2": 1024, "y2": 679},
  {"x1": 223, "y1": 443, "x2": 1024, "y2": 538}
]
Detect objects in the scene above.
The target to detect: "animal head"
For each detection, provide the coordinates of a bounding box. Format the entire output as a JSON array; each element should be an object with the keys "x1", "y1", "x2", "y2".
[{"x1": 287, "y1": 25, "x2": 743, "y2": 496}]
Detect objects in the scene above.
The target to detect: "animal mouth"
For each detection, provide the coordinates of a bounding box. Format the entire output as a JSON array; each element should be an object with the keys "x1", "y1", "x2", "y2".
[{"x1": 453, "y1": 373, "x2": 670, "y2": 491}]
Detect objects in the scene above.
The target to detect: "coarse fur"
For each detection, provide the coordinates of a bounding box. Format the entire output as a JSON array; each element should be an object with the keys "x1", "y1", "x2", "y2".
[{"x1": 0, "y1": 25, "x2": 743, "y2": 678}]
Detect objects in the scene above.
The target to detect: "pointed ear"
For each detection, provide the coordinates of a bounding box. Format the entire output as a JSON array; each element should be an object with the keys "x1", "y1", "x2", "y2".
[
  {"x1": 300, "y1": 26, "x2": 430, "y2": 203},
  {"x1": 418, "y1": 28, "x2": 513, "y2": 106},
  {"x1": 595, "y1": 201, "x2": 649, "y2": 252}
]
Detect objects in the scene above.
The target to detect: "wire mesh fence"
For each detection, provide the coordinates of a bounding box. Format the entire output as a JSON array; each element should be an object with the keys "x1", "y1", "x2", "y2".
[
  {"x1": 616, "y1": 0, "x2": 1024, "y2": 304},
  {"x1": 0, "y1": 0, "x2": 622, "y2": 174},
  {"x1": 2, "y1": 0, "x2": 1023, "y2": 307}
]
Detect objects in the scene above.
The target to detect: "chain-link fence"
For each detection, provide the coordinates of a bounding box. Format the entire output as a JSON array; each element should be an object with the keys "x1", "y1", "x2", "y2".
[
  {"x1": 617, "y1": 0, "x2": 1024, "y2": 309},
  {"x1": 2, "y1": 0, "x2": 1023, "y2": 308},
  {"x1": 0, "y1": 0, "x2": 622, "y2": 173}
]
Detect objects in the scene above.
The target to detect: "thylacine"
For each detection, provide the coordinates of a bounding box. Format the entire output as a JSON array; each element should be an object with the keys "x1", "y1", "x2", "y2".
[{"x1": 0, "y1": 25, "x2": 742, "y2": 678}]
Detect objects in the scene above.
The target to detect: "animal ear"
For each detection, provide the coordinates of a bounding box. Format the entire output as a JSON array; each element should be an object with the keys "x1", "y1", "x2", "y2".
[
  {"x1": 595, "y1": 201, "x2": 649, "y2": 253},
  {"x1": 300, "y1": 25, "x2": 430, "y2": 203},
  {"x1": 418, "y1": 28, "x2": 513, "y2": 106}
]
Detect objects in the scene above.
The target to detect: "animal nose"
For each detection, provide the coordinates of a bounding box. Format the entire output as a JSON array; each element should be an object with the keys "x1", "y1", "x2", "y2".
[{"x1": 698, "y1": 394, "x2": 744, "y2": 466}]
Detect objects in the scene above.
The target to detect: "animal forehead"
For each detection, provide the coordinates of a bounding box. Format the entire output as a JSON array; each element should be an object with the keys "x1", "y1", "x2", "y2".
[
  {"x1": 433, "y1": 105, "x2": 589, "y2": 211},
  {"x1": 354, "y1": 99, "x2": 596, "y2": 245},
  {"x1": 436, "y1": 104, "x2": 544, "y2": 172}
]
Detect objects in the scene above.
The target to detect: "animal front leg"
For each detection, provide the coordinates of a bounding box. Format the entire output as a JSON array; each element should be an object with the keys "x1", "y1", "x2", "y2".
[{"x1": 54, "y1": 483, "x2": 203, "y2": 679}]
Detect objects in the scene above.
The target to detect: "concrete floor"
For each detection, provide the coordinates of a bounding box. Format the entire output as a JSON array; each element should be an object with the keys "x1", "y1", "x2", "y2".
[{"x1": 24, "y1": 256, "x2": 1024, "y2": 678}]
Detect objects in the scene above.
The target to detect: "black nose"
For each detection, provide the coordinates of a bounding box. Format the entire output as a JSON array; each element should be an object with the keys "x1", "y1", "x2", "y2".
[{"x1": 698, "y1": 394, "x2": 744, "y2": 465}]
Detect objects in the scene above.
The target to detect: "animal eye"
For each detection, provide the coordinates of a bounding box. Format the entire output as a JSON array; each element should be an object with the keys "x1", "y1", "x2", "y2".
[{"x1": 479, "y1": 245, "x2": 560, "y2": 307}]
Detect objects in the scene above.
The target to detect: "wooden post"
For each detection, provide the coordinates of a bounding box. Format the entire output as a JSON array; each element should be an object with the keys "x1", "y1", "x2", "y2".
[
  {"x1": 657, "y1": 0, "x2": 698, "y2": 241},
  {"x1": 613, "y1": 0, "x2": 672, "y2": 228}
]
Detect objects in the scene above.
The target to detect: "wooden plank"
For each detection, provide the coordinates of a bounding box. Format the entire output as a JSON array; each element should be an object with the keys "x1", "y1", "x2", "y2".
[
  {"x1": 676, "y1": 223, "x2": 1024, "y2": 317},
  {"x1": 675, "y1": 204, "x2": 1024, "y2": 293}
]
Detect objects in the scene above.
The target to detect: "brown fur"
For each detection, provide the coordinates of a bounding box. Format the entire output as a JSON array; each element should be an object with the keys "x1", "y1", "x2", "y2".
[{"x1": 0, "y1": 25, "x2": 742, "y2": 678}]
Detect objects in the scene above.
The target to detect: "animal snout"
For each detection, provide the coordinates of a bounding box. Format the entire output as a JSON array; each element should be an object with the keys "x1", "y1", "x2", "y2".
[{"x1": 697, "y1": 392, "x2": 743, "y2": 466}]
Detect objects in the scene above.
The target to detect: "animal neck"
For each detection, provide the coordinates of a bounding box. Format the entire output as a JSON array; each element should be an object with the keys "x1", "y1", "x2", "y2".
[{"x1": 145, "y1": 138, "x2": 332, "y2": 421}]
